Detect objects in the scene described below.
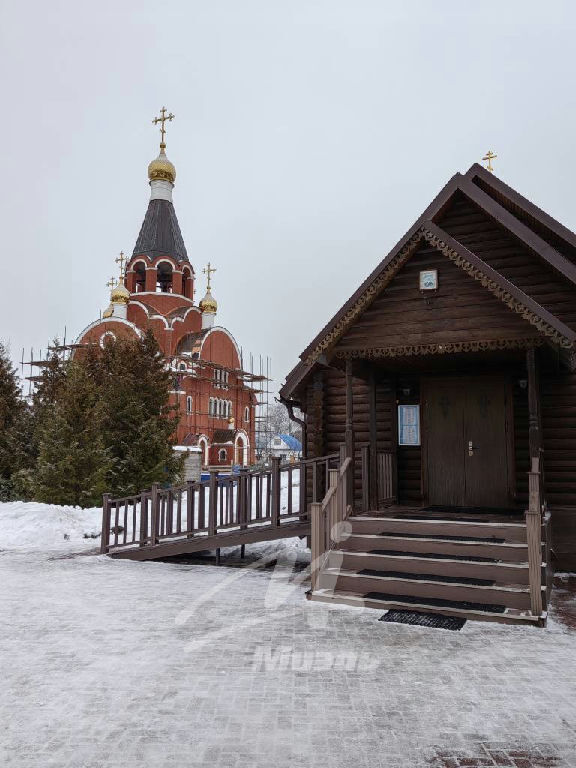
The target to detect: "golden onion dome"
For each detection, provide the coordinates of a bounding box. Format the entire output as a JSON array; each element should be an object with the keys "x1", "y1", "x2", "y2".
[
  {"x1": 148, "y1": 143, "x2": 176, "y2": 184},
  {"x1": 111, "y1": 280, "x2": 130, "y2": 304},
  {"x1": 199, "y1": 288, "x2": 217, "y2": 314}
]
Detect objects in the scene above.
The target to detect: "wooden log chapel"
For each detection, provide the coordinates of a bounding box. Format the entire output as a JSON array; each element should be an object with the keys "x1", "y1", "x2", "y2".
[{"x1": 280, "y1": 162, "x2": 576, "y2": 626}]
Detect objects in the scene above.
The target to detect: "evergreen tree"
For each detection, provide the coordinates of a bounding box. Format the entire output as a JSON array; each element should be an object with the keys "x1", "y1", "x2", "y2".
[
  {"x1": 33, "y1": 360, "x2": 111, "y2": 507},
  {"x1": 0, "y1": 343, "x2": 31, "y2": 500},
  {"x1": 87, "y1": 330, "x2": 183, "y2": 496}
]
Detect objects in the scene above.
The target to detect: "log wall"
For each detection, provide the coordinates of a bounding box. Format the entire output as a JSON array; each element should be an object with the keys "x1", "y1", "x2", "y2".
[
  {"x1": 541, "y1": 371, "x2": 576, "y2": 569},
  {"x1": 335, "y1": 245, "x2": 540, "y2": 355}
]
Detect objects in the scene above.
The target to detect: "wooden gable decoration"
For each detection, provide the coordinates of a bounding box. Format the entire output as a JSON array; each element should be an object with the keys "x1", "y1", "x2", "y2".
[{"x1": 333, "y1": 236, "x2": 547, "y2": 360}]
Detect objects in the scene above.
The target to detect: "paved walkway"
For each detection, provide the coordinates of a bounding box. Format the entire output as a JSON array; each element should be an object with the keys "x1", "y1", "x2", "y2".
[{"x1": 1, "y1": 541, "x2": 575, "y2": 768}]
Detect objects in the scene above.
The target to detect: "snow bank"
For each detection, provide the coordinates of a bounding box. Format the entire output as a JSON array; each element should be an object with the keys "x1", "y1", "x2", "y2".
[{"x1": 0, "y1": 501, "x2": 102, "y2": 551}]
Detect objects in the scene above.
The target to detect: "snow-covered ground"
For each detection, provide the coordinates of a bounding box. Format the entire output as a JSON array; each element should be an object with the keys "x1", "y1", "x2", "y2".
[{"x1": 1, "y1": 501, "x2": 576, "y2": 767}]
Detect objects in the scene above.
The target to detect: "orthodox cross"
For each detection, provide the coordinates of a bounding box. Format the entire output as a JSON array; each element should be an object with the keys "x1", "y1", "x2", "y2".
[
  {"x1": 203, "y1": 262, "x2": 217, "y2": 290},
  {"x1": 482, "y1": 150, "x2": 497, "y2": 172},
  {"x1": 115, "y1": 250, "x2": 126, "y2": 277},
  {"x1": 106, "y1": 276, "x2": 116, "y2": 290},
  {"x1": 152, "y1": 106, "x2": 174, "y2": 145}
]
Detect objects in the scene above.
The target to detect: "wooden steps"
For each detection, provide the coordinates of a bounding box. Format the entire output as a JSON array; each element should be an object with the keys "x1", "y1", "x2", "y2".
[
  {"x1": 309, "y1": 512, "x2": 545, "y2": 625},
  {"x1": 309, "y1": 588, "x2": 543, "y2": 626}
]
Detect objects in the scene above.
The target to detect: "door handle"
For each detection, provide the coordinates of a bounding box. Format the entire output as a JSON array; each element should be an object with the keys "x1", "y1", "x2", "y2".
[{"x1": 468, "y1": 441, "x2": 474, "y2": 457}]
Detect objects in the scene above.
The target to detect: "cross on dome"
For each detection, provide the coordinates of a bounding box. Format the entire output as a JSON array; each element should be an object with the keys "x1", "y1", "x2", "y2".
[
  {"x1": 203, "y1": 262, "x2": 217, "y2": 290},
  {"x1": 115, "y1": 251, "x2": 126, "y2": 277},
  {"x1": 152, "y1": 106, "x2": 174, "y2": 148}
]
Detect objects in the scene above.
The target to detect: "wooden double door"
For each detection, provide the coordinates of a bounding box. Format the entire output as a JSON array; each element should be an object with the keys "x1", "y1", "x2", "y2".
[{"x1": 423, "y1": 377, "x2": 512, "y2": 508}]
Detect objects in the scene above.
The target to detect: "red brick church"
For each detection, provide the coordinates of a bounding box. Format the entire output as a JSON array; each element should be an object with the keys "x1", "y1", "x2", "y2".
[{"x1": 75, "y1": 109, "x2": 257, "y2": 468}]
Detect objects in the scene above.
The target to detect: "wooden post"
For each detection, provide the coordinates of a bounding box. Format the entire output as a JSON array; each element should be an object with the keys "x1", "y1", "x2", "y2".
[
  {"x1": 186, "y1": 480, "x2": 194, "y2": 537},
  {"x1": 329, "y1": 468, "x2": 338, "y2": 488},
  {"x1": 238, "y1": 468, "x2": 249, "y2": 529},
  {"x1": 526, "y1": 347, "x2": 544, "y2": 617},
  {"x1": 527, "y1": 347, "x2": 543, "y2": 464},
  {"x1": 299, "y1": 459, "x2": 307, "y2": 519},
  {"x1": 345, "y1": 358, "x2": 355, "y2": 508},
  {"x1": 526, "y1": 457, "x2": 543, "y2": 616},
  {"x1": 166, "y1": 489, "x2": 174, "y2": 535},
  {"x1": 208, "y1": 470, "x2": 219, "y2": 536},
  {"x1": 139, "y1": 491, "x2": 148, "y2": 546},
  {"x1": 310, "y1": 501, "x2": 323, "y2": 592},
  {"x1": 150, "y1": 483, "x2": 160, "y2": 546},
  {"x1": 368, "y1": 369, "x2": 379, "y2": 510},
  {"x1": 100, "y1": 494, "x2": 111, "y2": 554},
  {"x1": 271, "y1": 456, "x2": 281, "y2": 527},
  {"x1": 360, "y1": 444, "x2": 370, "y2": 513}
]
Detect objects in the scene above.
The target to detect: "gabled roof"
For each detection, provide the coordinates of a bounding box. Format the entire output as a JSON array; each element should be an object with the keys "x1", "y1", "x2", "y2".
[
  {"x1": 132, "y1": 199, "x2": 189, "y2": 264},
  {"x1": 466, "y1": 163, "x2": 576, "y2": 263},
  {"x1": 281, "y1": 164, "x2": 576, "y2": 400}
]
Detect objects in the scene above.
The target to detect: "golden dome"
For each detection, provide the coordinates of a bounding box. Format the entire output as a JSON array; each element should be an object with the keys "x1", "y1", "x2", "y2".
[
  {"x1": 111, "y1": 280, "x2": 130, "y2": 304},
  {"x1": 148, "y1": 144, "x2": 176, "y2": 184},
  {"x1": 199, "y1": 288, "x2": 217, "y2": 314}
]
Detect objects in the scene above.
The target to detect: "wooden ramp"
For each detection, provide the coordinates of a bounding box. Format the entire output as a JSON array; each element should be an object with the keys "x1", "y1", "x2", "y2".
[
  {"x1": 101, "y1": 455, "x2": 338, "y2": 562},
  {"x1": 110, "y1": 519, "x2": 310, "y2": 561}
]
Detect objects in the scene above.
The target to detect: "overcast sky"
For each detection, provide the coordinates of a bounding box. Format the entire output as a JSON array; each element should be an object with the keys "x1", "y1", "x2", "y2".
[{"x1": 1, "y1": 0, "x2": 575, "y2": 393}]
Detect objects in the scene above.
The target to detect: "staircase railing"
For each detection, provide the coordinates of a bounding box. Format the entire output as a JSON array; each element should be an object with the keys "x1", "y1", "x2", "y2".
[
  {"x1": 310, "y1": 456, "x2": 352, "y2": 591},
  {"x1": 526, "y1": 455, "x2": 545, "y2": 617}
]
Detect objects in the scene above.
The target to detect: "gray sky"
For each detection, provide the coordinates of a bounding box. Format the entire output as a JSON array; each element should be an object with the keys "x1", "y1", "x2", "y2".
[{"x1": 1, "y1": 0, "x2": 575, "y2": 393}]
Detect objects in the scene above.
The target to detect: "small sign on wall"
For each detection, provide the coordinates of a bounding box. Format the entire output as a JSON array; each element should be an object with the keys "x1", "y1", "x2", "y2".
[
  {"x1": 419, "y1": 269, "x2": 438, "y2": 291},
  {"x1": 398, "y1": 404, "x2": 420, "y2": 446}
]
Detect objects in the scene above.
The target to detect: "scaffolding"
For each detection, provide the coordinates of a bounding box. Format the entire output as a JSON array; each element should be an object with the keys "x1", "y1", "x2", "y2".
[{"x1": 25, "y1": 334, "x2": 274, "y2": 466}]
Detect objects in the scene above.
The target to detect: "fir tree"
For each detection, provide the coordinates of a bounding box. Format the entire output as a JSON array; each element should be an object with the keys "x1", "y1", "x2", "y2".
[
  {"x1": 33, "y1": 360, "x2": 111, "y2": 507},
  {"x1": 0, "y1": 343, "x2": 30, "y2": 500},
  {"x1": 95, "y1": 330, "x2": 183, "y2": 496}
]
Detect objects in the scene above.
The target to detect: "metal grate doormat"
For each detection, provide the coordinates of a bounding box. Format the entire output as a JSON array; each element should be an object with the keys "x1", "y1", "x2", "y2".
[{"x1": 379, "y1": 610, "x2": 466, "y2": 630}]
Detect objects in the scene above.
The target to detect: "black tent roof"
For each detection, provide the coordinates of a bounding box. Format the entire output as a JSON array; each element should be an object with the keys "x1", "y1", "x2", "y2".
[{"x1": 132, "y1": 199, "x2": 189, "y2": 263}]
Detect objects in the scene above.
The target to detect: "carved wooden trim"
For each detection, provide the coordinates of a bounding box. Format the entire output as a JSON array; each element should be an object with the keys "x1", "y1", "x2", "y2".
[
  {"x1": 306, "y1": 225, "x2": 573, "y2": 364},
  {"x1": 335, "y1": 338, "x2": 544, "y2": 360},
  {"x1": 305, "y1": 230, "x2": 423, "y2": 363},
  {"x1": 424, "y1": 230, "x2": 572, "y2": 350}
]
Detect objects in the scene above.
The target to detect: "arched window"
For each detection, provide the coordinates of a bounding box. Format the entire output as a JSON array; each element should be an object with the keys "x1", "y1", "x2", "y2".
[
  {"x1": 244, "y1": 406, "x2": 250, "y2": 422},
  {"x1": 234, "y1": 433, "x2": 248, "y2": 466},
  {"x1": 182, "y1": 266, "x2": 192, "y2": 299},
  {"x1": 179, "y1": 362, "x2": 187, "y2": 371},
  {"x1": 156, "y1": 261, "x2": 173, "y2": 293},
  {"x1": 198, "y1": 436, "x2": 209, "y2": 467},
  {"x1": 218, "y1": 448, "x2": 227, "y2": 462},
  {"x1": 133, "y1": 261, "x2": 146, "y2": 293},
  {"x1": 186, "y1": 396, "x2": 192, "y2": 414}
]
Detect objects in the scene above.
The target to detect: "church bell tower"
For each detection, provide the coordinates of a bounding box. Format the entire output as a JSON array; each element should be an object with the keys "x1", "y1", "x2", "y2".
[{"x1": 124, "y1": 107, "x2": 195, "y2": 299}]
